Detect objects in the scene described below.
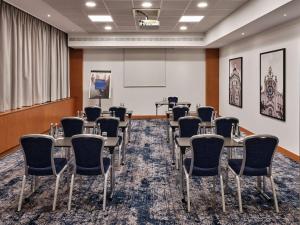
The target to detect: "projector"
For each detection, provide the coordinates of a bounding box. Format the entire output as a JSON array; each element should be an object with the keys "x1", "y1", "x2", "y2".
[{"x1": 139, "y1": 19, "x2": 160, "y2": 29}]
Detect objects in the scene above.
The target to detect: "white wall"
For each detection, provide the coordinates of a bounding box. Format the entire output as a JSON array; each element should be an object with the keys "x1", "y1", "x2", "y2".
[
  {"x1": 219, "y1": 18, "x2": 300, "y2": 155},
  {"x1": 83, "y1": 49, "x2": 205, "y2": 115}
]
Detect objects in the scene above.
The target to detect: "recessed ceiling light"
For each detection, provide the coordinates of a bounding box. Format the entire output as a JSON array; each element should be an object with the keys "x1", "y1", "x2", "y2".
[
  {"x1": 47, "y1": 14, "x2": 51, "y2": 18},
  {"x1": 104, "y1": 25, "x2": 112, "y2": 31},
  {"x1": 241, "y1": 32, "x2": 245, "y2": 36},
  {"x1": 180, "y1": 26, "x2": 187, "y2": 31},
  {"x1": 86, "y1": 1, "x2": 96, "y2": 8},
  {"x1": 197, "y1": 2, "x2": 208, "y2": 8},
  {"x1": 142, "y1": 2, "x2": 152, "y2": 8},
  {"x1": 179, "y1": 16, "x2": 204, "y2": 23},
  {"x1": 88, "y1": 15, "x2": 113, "y2": 22},
  {"x1": 283, "y1": 13, "x2": 287, "y2": 17}
]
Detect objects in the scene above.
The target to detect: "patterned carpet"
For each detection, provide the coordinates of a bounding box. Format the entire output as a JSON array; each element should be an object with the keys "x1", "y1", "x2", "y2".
[{"x1": 0, "y1": 120, "x2": 299, "y2": 225}]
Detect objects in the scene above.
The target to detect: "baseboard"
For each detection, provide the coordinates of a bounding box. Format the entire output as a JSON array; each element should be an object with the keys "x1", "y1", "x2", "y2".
[
  {"x1": 240, "y1": 127, "x2": 300, "y2": 162},
  {"x1": 132, "y1": 115, "x2": 167, "y2": 120}
]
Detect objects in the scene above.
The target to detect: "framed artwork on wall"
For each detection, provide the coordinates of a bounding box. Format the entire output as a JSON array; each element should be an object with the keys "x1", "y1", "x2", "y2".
[
  {"x1": 260, "y1": 48, "x2": 286, "y2": 121},
  {"x1": 229, "y1": 57, "x2": 243, "y2": 108}
]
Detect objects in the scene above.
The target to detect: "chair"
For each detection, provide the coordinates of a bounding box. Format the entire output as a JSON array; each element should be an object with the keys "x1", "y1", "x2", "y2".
[
  {"x1": 197, "y1": 106, "x2": 214, "y2": 122},
  {"x1": 214, "y1": 117, "x2": 239, "y2": 138},
  {"x1": 109, "y1": 106, "x2": 127, "y2": 122},
  {"x1": 68, "y1": 134, "x2": 112, "y2": 211},
  {"x1": 18, "y1": 134, "x2": 68, "y2": 211},
  {"x1": 183, "y1": 134, "x2": 225, "y2": 212},
  {"x1": 84, "y1": 106, "x2": 101, "y2": 122},
  {"x1": 61, "y1": 117, "x2": 84, "y2": 137},
  {"x1": 168, "y1": 96, "x2": 178, "y2": 111},
  {"x1": 227, "y1": 135, "x2": 279, "y2": 213},
  {"x1": 172, "y1": 106, "x2": 189, "y2": 121},
  {"x1": 174, "y1": 116, "x2": 201, "y2": 169},
  {"x1": 96, "y1": 117, "x2": 123, "y2": 166}
]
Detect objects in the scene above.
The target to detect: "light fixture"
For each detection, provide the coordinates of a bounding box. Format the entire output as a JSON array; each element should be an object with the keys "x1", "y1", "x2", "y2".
[
  {"x1": 142, "y1": 2, "x2": 152, "y2": 8},
  {"x1": 179, "y1": 16, "x2": 204, "y2": 22},
  {"x1": 180, "y1": 26, "x2": 187, "y2": 31},
  {"x1": 241, "y1": 32, "x2": 245, "y2": 36},
  {"x1": 86, "y1": 1, "x2": 96, "y2": 8},
  {"x1": 283, "y1": 13, "x2": 287, "y2": 17},
  {"x1": 197, "y1": 2, "x2": 208, "y2": 8},
  {"x1": 88, "y1": 15, "x2": 113, "y2": 22},
  {"x1": 47, "y1": 14, "x2": 51, "y2": 18},
  {"x1": 104, "y1": 25, "x2": 112, "y2": 31}
]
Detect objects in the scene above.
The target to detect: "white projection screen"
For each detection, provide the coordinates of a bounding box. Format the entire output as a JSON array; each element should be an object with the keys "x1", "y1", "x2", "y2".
[{"x1": 124, "y1": 49, "x2": 166, "y2": 87}]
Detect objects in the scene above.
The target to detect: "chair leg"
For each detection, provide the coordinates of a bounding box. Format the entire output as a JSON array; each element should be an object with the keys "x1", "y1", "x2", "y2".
[
  {"x1": 270, "y1": 176, "x2": 279, "y2": 213},
  {"x1": 103, "y1": 173, "x2": 109, "y2": 211},
  {"x1": 118, "y1": 145, "x2": 122, "y2": 168},
  {"x1": 175, "y1": 144, "x2": 179, "y2": 170},
  {"x1": 220, "y1": 175, "x2": 226, "y2": 212},
  {"x1": 52, "y1": 175, "x2": 61, "y2": 211},
  {"x1": 68, "y1": 174, "x2": 75, "y2": 211},
  {"x1": 186, "y1": 174, "x2": 191, "y2": 212},
  {"x1": 236, "y1": 175, "x2": 243, "y2": 213},
  {"x1": 18, "y1": 175, "x2": 26, "y2": 211}
]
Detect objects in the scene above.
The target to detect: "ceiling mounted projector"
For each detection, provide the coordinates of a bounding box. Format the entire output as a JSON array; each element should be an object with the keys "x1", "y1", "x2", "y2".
[
  {"x1": 133, "y1": 9, "x2": 160, "y2": 30},
  {"x1": 139, "y1": 19, "x2": 160, "y2": 29}
]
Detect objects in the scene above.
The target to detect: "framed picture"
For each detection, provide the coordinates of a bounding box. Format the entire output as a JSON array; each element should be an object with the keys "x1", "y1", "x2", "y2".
[
  {"x1": 229, "y1": 57, "x2": 243, "y2": 108},
  {"x1": 260, "y1": 48, "x2": 286, "y2": 121},
  {"x1": 89, "y1": 70, "x2": 111, "y2": 99}
]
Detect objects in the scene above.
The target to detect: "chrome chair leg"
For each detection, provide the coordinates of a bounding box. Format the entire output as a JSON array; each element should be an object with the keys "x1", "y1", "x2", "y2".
[
  {"x1": 52, "y1": 175, "x2": 61, "y2": 211},
  {"x1": 68, "y1": 174, "x2": 75, "y2": 210},
  {"x1": 185, "y1": 174, "x2": 191, "y2": 212},
  {"x1": 236, "y1": 175, "x2": 243, "y2": 213},
  {"x1": 118, "y1": 144, "x2": 122, "y2": 168},
  {"x1": 270, "y1": 175, "x2": 279, "y2": 213},
  {"x1": 103, "y1": 173, "x2": 109, "y2": 211},
  {"x1": 18, "y1": 175, "x2": 26, "y2": 211},
  {"x1": 220, "y1": 175, "x2": 226, "y2": 212}
]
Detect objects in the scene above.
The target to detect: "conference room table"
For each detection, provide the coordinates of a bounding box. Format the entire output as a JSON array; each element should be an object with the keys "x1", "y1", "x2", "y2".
[
  {"x1": 83, "y1": 120, "x2": 129, "y2": 165},
  {"x1": 155, "y1": 101, "x2": 191, "y2": 115},
  {"x1": 175, "y1": 136, "x2": 243, "y2": 201},
  {"x1": 54, "y1": 137, "x2": 119, "y2": 194}
]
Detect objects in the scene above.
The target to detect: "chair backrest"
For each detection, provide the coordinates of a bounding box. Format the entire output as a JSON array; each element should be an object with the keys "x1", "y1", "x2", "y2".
[
  {"x1": 20, "y1": 134, "x2": 55, "y2": 175},
  {"x1": 188, "y1": 134, "x2": 224, "y2": 175},
  {"x1": 241, "y1": 135, "x2": 278, "y2": 174},
  {"x1": 96, "y1": 117, "x2": 119, "y2": 137},
  {"x1": 109, "y1": 106, "x2": 126, "y2": 121},
  {"x1": 168, "y1": 96, "x2": 178, "y2": 109},
  {"x1": 84, "y1": 106, "x2": 101, "y2": 122},
  {"x1": 172, "y1": 105, "x2": 189, "y2": 121},
  {"x1": 178, "y1": 116, "x2": 201, "y2": 138},
  {"x1": 197, "y1": 106, "x2": 214, "y2": 122},
  {"x1": 71, "y1": 134, "x2": 105, "y2": 173},
  {"x1": 215, "y1": 117, "x2": 239, "y2": 138},
  {"x1": 61, "y1": 117, "x2": 84, "y2": 137}
]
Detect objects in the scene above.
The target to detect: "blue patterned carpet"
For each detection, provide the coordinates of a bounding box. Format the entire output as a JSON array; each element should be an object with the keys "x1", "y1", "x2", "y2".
[{"x1": 0, "y1": 120, "x2": 299, "y2": 224}]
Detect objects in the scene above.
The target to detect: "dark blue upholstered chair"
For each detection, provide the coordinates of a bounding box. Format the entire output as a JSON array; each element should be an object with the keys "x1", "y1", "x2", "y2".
[
  {"x1": 197, "y1": 106, "x2": 214, "y2": 122},
  {"x1": 172, "y1": 106, "x2": 189, "y2": 121},
  {"x1": 84, "y1": 106, "x2": 101, "y2": 122},
  {"x1": 109, "y1": 106, "x2": 127, "y2": 122},
  {"x1": 183, "y1": 134, "x2": 225, "y2": 212},
  {"x1": 68, "y1": 134, "x2": 112, "y2": 211},
  {"x1": 61, "y1": 117, "x2": 84, "y2": 137},
  {"x1": 96, "y1": 117, "x2": 122, "y2": 166},
  {"x1": 178, "y1": 116, "x2": 201, "y2": 138},
  {"x1": 227, "y1": 135, "x2": 279, "y2": 213},
  {"x1": 215, "y1": 117, "x2": 239, "y2": 138},
  {"x1": 18, "y1": 134, "x2": 68, "y2": 211},
  {"x1": 168, "y1": 96, "x2": 178, "y2": 110}
]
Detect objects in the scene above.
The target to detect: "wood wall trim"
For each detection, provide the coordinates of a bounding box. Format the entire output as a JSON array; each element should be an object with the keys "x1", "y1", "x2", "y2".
[
  {"x1": 205, "y1": 49, "x2": 219, "y2": 112},
  {"x1": 0, "y1": 98, "x2": 75, "y2": 155},
  {"x1": 70, "y1": 48, "x2": 83, "y2": 112},
  {"x1": 240, "y1": 127, "x2": 299, "y2": 162}
]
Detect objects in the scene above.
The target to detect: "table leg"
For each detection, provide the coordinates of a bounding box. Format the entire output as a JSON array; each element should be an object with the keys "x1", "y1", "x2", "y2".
[
  {"x1": 171, "y1": 128, "x2": 175, "y2": 164},
  {"x1": 122, "y1": 128, "x2": 126, "y2": 165},
  {"x1": 156, "y1": 104, "x2": 158, "y2": 116},
  {"x1": 110, "y1": 148, "x2": 115, "y2": 198},
  {"x1": 128, "y1": 117, "x2": 132, "y2": 143},
  {"x1": 179, "y1": 147, "x2": 185, "y2": 201}
]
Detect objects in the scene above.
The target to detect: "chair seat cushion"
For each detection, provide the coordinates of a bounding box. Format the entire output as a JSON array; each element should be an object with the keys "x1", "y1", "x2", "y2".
[
  {"x1": 228, "y1": 159, "x2": 268, "y2": 176},
  {"x1": 76, "y1": 157, "x2": 111, "y2": 176},
  {"x1": 28, "y1": 158, "x2": 67, "y2": 176},
  {"x1": 184, "y1": 158, "x2": 218, "y2": 177}
]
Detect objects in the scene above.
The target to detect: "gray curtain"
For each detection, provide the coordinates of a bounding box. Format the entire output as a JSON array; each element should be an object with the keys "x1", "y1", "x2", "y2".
[{"x1": 0, "y1": 0, "x2": 69, "y2": 112}]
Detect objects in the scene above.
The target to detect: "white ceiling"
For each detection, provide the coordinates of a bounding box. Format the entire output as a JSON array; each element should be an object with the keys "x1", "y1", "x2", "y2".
[{"x1": 4, "y1": 0, "x2": 248, "y2": 33}]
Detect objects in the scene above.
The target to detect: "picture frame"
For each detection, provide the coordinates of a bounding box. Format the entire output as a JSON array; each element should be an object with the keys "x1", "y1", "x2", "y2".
[
  {"x1": 260, "y1": 48, "x2": 286, "y2": 121},
  {"x1": 229, "y1": 57, "x2": 243, "y2": 108}
]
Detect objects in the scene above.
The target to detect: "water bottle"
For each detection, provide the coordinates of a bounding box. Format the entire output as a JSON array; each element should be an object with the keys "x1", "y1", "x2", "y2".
[
  {"x1": 54, "y1": 123, "x2": 58, "y2": 138},
  {"x1": 236, "y1": 123, "x2": 241, "y2": 137},
  {"x1": 49, "y1": 123, "x2": 54, "y2": 136},
  {"x1": 231, "y1": 124, "x2": 235, "y2": 138},
  {"x1": 77, "y1": 110, "x2": 80, "y2": 117}
]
